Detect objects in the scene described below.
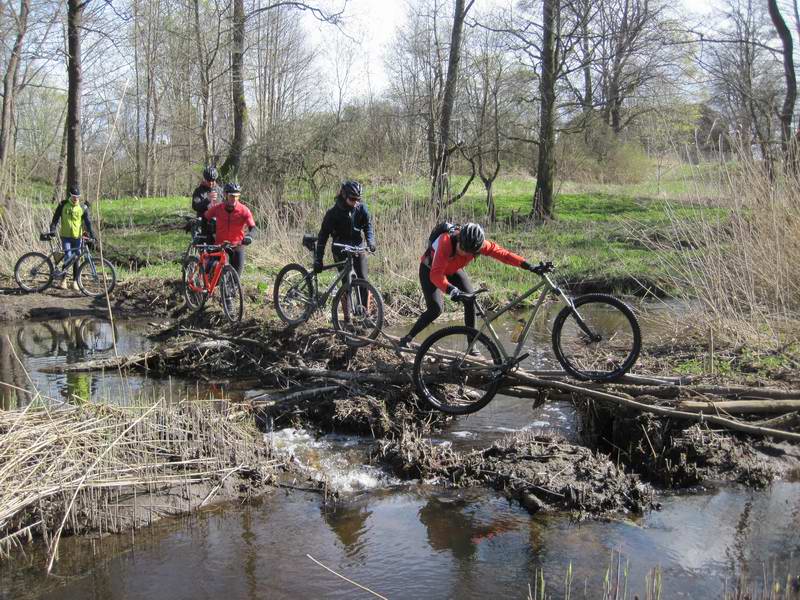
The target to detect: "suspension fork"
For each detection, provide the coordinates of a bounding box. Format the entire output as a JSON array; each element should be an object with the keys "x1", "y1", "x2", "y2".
[{"x1": 549, "y1": 276, "x2": 600, "y2": 341}]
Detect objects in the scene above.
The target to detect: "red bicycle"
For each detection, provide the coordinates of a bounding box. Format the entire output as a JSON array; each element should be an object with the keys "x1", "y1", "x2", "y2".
[{"x1": 182, "y1": 242, "x2": 244, "y2": 323}]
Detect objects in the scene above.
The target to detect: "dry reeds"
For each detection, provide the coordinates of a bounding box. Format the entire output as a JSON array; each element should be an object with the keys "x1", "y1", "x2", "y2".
[
  {"x1": 634, "y1": 159, "x2": 800, "y2": 342},
  {"x1": 0, "y1": 398, "x2": 277, "y2": 569}
]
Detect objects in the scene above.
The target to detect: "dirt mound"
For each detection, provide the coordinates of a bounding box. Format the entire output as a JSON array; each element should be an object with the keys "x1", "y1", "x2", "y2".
[{"x1": 376, "y1": 429, "x2": 653, "y2": 517}]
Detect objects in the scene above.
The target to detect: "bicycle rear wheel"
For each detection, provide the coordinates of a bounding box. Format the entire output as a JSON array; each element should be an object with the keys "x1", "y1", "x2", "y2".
[
  {"x1": 552, "y1": 293, "x2": 641, "y2": 382},
  {"x1": 14, "y1": 252, "x2": 54, "y2": 292},
  {"x1": 16, "y1": 322, "x2": 57, "y2": 357},
  {"x1": 76, "y1": 258, "x2": 117, "y2": 296},
  {"x1": 273, "y1": 263, "x2": 314, "y2": 325},
  {"x1": 330, "y1": 278, "x2": 384, "y2": 347},
  {"x1": 219, "y1": 265, "x2": 244, "y2": 323},
  {"x1": 412, "y1": 326, "x2": 504, "y2": 415},
  {"x1": 183, "y1": 256, "x2": 207, "y2": 310}
]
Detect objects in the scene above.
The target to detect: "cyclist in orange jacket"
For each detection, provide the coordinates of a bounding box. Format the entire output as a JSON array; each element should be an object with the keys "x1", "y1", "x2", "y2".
[{"x1": 398, "y1": 223, "x2": 535, "y2": 349}]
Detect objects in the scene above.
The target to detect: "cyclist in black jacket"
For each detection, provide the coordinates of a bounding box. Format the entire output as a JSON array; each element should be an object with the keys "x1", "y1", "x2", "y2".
[
  {"x1": 314, "y1": 180, "x2": 376, "y2": 282},
  {"x1": 191, "y1": 166, "x2": 223, "y2": 242}
]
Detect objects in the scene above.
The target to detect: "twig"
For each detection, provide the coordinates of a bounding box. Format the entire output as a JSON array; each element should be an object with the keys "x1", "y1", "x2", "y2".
[{"x1": 306, "y1": 553, "x2": 388, "y2": 599}]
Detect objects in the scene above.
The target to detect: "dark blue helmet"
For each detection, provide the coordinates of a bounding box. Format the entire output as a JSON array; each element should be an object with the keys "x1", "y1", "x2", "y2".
[
  {"x1": 224, "y1": 182, "x2": 241, "y2": 194},
  {"x1": 203, "y1": 166, "x2": 218, "y2": 181},
  {"x1": 340, "y1": 180, "x2": 362, "y2": 200}
]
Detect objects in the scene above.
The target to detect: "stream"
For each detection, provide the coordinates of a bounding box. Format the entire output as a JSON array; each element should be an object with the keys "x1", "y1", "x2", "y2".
[{"x1": 1, "y1": 311, "x2": 798, "y2": 598}]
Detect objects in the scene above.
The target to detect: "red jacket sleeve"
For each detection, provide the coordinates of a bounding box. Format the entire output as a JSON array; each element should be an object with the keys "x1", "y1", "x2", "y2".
[
  {"x1": 479, "y1": 240, "x2": 525, "y2": 267},
  {"x1": 429, "y1": 234, "x2": 455, "y2": 293},
  {"x1": 244, "y1": 206, "x2": 255, "y2": 228},
  {"x1": 203, "y1": 204, "x2": 217, "y2": 221}
]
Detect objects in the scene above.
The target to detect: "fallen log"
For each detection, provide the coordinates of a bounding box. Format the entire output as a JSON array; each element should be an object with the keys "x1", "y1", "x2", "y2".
[{"x1": 677, "y1": 400, "x2": 800, "y2": 414}]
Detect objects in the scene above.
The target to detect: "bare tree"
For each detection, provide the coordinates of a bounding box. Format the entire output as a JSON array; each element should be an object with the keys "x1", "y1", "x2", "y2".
[
  {"x1": 66, "y1": 0, "x2": 87, "y2": 191},
  {"x1": 430, "y1": 0, "x2": 474, "y2": 208},
  {"x1": 767, "y1": 0, "x2": 795, "y2": 166},
  {"x1": 220, "y1": 0, "x2": 344, "y2": 180},
  {"x1": 0, "y1": 0, "x2": 30, "y2": 163}
]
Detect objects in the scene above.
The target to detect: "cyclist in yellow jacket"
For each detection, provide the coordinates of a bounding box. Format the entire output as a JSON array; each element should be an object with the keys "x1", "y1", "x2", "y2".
[{"x1": 49, "y1": 187, "x2": 96, "y2": 290}]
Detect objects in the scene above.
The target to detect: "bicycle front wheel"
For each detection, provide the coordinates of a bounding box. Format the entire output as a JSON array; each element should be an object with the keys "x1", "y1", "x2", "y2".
[
  {"x1": 14, "y1": 252, "x2": 54, "y2": 292},
  {"x1": 412, "y1": 326, "x2": 504, "y2": 415},
  {"x1": 183, "y1": 256, "x2": 207, "y2": 310},
  {"x1": 273, "y1": 263, "x2": 314, "y2": 325},
  {"x1": 77, "y1": 258, "x2": 117, "y2": 296},
  {"x1": 552, "y1": 293, "x2": 641, "y2": 382},
  {"x1": 219, "y1": 265, "x2": 244, "y2": 324},
  {"x1": 330, "y1": 278, "x2": 384, "y2": 347}
]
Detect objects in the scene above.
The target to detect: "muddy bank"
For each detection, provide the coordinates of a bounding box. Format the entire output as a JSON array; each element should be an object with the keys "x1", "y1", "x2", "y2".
[
  {"x1": 0, "y1": 277, "x2": 185, "y2": 323},
  {"x1": 376, "y1": 429, "x2": 653, "y2": 517},
  {"x1": 579, "y1": 400, "x2": 800, "y2": 488}
]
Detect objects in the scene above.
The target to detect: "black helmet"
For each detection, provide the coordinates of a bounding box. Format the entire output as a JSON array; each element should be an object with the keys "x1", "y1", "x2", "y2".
[
  {"x1": 458, "y1": 223, "x2": 485, "y2": 254},
  {"x1": 203, "y1": 166, "x2": 218, "y2": 181},
  {"x1": 224, "y1": 182, "x2": 241, "y2": 194},
  {"x1": 68, "y1": 186, "x2": 80, "y2": 197},
  {"x1": 340, "y1": 180, "x2": 362, "y2": 200}
]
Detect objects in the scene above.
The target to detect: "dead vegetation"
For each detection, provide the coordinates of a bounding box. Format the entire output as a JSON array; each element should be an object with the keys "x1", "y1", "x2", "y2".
[{"x1": 0, "y1": 399, "x2": 278, "y2": 570}]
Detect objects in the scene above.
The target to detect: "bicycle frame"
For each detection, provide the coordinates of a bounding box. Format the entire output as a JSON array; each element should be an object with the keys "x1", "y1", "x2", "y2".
[
  {"x1": 46, "y1": 235, "x2": 97, "y2": 274},
  {"x1": 468, "y1": 272, "x2": 576, "y2": 364},
  {"x1": 189, "y1": 245, "x2": 230, "y2": 294},
  {"x1": 307, "y1": 244, "x2": 364, "y2": 310}
]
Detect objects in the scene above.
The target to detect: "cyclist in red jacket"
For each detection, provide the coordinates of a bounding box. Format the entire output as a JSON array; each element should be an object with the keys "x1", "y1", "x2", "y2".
[
  {"x1": 398, "y1": 223, "x2": 536, "y2": 349},
  {"x1": 204, "y1": 182, "x2": 256, "y2": 276}
]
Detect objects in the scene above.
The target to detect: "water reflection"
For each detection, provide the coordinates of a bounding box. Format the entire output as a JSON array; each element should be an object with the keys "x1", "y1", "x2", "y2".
[
  {"x1": 321, "y1": 501, "x2": 372, "y2": 558},
  {"x1": 0, "y1": 318, "x2": 252, "y2": 407},
  {"x1": 8, "y1": 482, "x2": 796, "y2": 600}
]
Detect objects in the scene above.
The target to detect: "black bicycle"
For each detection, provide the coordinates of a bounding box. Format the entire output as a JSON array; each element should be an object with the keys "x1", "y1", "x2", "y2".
[
  {"x1": 14, "y1": 232, "x2": 117, "y2": 296},
  {"x1": 412, "y1": 261, "x2": 641, "y2": 415},
  {"x1": 272, "y1": 235, "x2": 384, "y2": 347}
]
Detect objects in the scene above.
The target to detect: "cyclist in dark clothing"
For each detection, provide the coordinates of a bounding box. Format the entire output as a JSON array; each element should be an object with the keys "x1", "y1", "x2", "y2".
[
  {"x1": 191, "y1": 166, "x2": 223, "y2": 242},
  {"x1": 314, "y1": 180, "x2": 376, "y2": 281}
]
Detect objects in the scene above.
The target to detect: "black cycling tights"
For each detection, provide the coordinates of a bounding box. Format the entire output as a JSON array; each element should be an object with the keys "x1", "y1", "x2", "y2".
[
  {"x1": 405, "y1": 263, "x2": 475, "y2": 340},
  {"x1": 334, "y1": 251, "x2": 368, "y2": 305},
  {"x1": 226, "y1": 246, "x2": 245, "y2": 276}
]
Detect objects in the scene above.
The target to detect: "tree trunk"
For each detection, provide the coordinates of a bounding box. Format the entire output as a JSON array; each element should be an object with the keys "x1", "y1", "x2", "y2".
[
  {"x1": 0, "y1": 0, "x2": 31, "y2": 163},
  {"x1": 221, "y1": 0, "x2": 246, "y2": 180},
  {"x1": 66, "y1": 0, "x2": 84, "y2": 192},
  {"x1": 768, "y1": 0, "x2": 796, "y2": 167},
  {"x1": 430, "y1": 0, "x2": 472, "y2": 208},
  {"x1": 51, "y1": 118, "x2": 68, "y2": 203},
  {"x1": 532, "y1": 0, "x2": 558, "y2": 223}
]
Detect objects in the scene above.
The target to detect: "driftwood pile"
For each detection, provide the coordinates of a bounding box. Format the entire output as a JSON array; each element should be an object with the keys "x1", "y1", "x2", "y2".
[{"x1": 49, "y1": 321, "x2": 800, "y2": 443}]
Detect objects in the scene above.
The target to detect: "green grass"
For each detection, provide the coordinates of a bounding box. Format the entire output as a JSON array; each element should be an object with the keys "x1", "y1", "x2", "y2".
[{"x1": 69, "y1": 175, "x2": 720, "y2": 300}]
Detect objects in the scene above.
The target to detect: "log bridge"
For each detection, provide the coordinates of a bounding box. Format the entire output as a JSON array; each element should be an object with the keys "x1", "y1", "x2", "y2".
[{"x1": 41, "y1": 328, "x2": 800, "y2": 443}]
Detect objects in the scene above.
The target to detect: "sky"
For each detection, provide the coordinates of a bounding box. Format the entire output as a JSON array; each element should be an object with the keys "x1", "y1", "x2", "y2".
[{"x1": 303, "y1": 0, "x2": 719, "y2": 96}]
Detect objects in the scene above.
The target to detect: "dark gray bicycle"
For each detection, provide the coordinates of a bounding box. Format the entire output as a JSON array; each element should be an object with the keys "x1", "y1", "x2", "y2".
[
  {"x1": 412, "y1": 261, "x2": 641, "y2": 415},
  {"x1": 14, "y1": 232, "x2": 117, "y2": 297},
  {"x1": 272, "y1": 235, "x2": 384, "y2": 347}
]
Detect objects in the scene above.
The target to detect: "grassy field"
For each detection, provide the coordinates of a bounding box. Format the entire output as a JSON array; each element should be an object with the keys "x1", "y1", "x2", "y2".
[{"x1": 5, "y1": 168, "x2": 720, "y2": 304}]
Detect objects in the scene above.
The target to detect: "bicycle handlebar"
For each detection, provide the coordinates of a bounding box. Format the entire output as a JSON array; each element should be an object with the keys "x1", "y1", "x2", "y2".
[
  {"x1": 332, "y1": 243, "x2": 373, "y2": 255},
  {"x1": 194, "y1": 242, "x2": 240, "y2": 252}
]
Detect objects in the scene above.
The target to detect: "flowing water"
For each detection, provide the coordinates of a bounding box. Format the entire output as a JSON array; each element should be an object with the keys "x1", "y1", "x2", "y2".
[{"x1": 1, "y1": 310, "x2": 798, "y2": 598}]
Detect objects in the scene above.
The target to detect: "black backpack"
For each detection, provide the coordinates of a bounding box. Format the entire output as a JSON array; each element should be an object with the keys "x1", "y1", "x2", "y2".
[{"x1": 425, "y1": 222, "x2": 459, "y2": 257}]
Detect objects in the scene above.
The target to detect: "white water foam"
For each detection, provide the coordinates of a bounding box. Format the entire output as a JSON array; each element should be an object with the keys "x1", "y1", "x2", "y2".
[{"x1": 265, "y1": 428, "x2": 401, "y2": 493}]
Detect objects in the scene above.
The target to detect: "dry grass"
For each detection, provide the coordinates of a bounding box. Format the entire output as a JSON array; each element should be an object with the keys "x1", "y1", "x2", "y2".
[
  {"x1": 0, "y1": 398, "x2": 277, "y2": 569},
  {"x1": 638, "y1": 160, "x2": 800, "y2": 343}
]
